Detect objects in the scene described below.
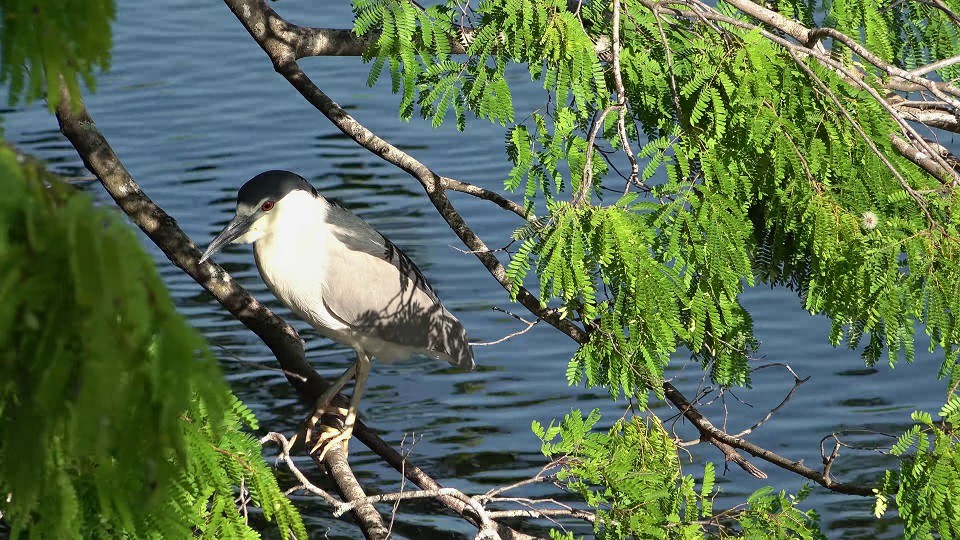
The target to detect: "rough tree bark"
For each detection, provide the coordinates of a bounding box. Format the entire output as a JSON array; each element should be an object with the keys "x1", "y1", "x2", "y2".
[
  {"x1": 221, "y1": 0, "x2": 876, "y2": 498},
  {"x1": 54, "y1": 0, "x2": 938, "y2": 533},
  {"x1": 54, "y1": 86, "x2": 539, "y2": 540}
]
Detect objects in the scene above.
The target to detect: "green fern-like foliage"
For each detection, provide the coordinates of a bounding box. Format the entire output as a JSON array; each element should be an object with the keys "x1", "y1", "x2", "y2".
[
  {"x1": 876, "y1": 380, "x2": 960, "y2": 539},
  {"x1": 136, "y1": 395, "x2": 306, "y2": 540},
  {"x1": 0, "y1": 0, "x2": 114, "y2": 108},
  {"x1": 0, "y1": 150, "x2": 303, "y2": 539},
  {"x1": 356, "y1": 0, "x2": 960, "y2": 401},
  {"x1": 353, "y1": 0, "x2": 604, "y2": 127},
  {"x1": 736, "y1": 486, "x2": 826, "y2": 540},
  {"x1": 357, "y1": 0, "x2": 960, "y2": 533},
  {"x1": 0, "y1": 146, "x2": 223, "y2": 536},
  {"x1": 534, "y1": 410, "x2": 825, "y2": 538}
]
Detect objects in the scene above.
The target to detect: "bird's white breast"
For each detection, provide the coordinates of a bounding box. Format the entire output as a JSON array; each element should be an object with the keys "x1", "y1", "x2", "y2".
[
  {"x1": 250, "y1": 190, "x2": 451, "y2": 363},
  {"x1": 252, "y1": 192, "x2": 356, "y2": 347}
]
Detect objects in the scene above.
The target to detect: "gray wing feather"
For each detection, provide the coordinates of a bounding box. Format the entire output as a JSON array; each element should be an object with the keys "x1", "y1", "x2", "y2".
[
  {"x1": 322, "y1": 201, "x2": 474, "y2": 370},
  {"x1": 325, "y1": 202, "x2": 440, "y2": 300}
]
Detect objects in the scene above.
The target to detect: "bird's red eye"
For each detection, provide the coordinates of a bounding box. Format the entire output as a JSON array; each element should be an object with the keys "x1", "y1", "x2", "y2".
[{"x1": 261, "y1": 200, "x2": 275, "y2": 211}]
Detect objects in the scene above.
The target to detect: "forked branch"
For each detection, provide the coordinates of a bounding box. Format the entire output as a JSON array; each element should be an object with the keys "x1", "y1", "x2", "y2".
[
  {"x1": 54, "y1": 83, "x2": 539, "y2": 540},
  {"x1": 221, "y1": 0, "x2": 877, "y2": 502}
]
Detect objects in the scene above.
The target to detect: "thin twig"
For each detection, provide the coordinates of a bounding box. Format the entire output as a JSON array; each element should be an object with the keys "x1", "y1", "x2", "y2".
[
  {"x1": 486, "y1": 509, "x2": 595, "y2": 522},
  {"x1": 236, "y1": 476, "x2": 250, "y2": 524},
  {"x1": 578, "y1": 104, "x2": 620, "y2": 204},
  {"x1": 333, "y1": 488, "x2": 502, "y2": 540},
  {"x1": 471, "y1": 318, "x2": 541, "y2": 346},
  {"x1": 910, "y1": 53, "x2": 960, "y2": 76},
  {"x1": 450, "y1": 242, "x2": 516, "y2": 255},
  {"x1": 261, "y1": 432, "x2": 343, "y2": 508},
  {"x1": 213, "y1": 343, "x2": 309, "y2": 382},
  {"x1": 480, "y1": 461, "x2": 561, "y2": 502},
  {"x1": 388, "y1": 433, "x2": 419, "y2": 536},
  {"x1": 653, "y1": 7, "x2": 683, "y2": 121},
  {"x1": 731, "y1": 364, "x2": 810, "y2": 437},
  {"x1": 612, "y1": 0, "x2": 640, "y2": 193}
]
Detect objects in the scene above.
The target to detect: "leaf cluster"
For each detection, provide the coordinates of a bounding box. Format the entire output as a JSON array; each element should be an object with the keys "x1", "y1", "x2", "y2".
[
  {"x1": 534, "y1": 410, "x2": 825, "y2": 539},
  {"x1": 0, "y1": 0, "x2": 114, "y2": 109},
  {"x1": 142, "y1": 396, "x2": 306, "y2": 540},
  {"x1": 0, "y1": 150, "x2": 302, "y2": 539},
  {"x1": 358, "y1": 0, "x2": 960, "y2": 534},
  {"x1": 876, "y1": 378, "x2": 960, "y2": 539},
  {"x1": 503, "y1": 0, "x2": 960, "y2": 397},
  {"x1": 353, "y1": 0, "x2": 605, "y2": 128}
]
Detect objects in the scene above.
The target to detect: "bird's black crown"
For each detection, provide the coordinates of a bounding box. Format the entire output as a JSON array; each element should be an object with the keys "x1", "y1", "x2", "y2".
[{"x1": 237, "y1": 170, "x2": 317, "y2": 207}]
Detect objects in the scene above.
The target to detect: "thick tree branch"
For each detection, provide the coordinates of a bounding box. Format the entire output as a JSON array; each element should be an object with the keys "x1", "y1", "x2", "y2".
[
  {"x1": 53, "y1": 85, "x2": 392, "y2": 539},
  {"x1": 720, "y1": 0, "x2": 812, "y2": 42},
  {"x1": 895, "y1": 105, "x2": 960, "y2": 133},
  {"x1": 54, "y1": 85, "x2": 543, "y2": 540},
  {"x1": 222, "y1": 0, "x2": 881, "y2": 501},
  {"x1": 314, "y1": 447, "x2": 389, "y2": 539},
  {"x1": 891, "y1": 133, "x2": 956, "y2": 183},
  {"x1": 297, "y1": 28, "x2": 383, "y2": 57}
]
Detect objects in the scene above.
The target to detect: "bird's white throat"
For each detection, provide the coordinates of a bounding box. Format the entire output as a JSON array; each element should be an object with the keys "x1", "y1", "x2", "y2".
[{"x1": 235, "y1": 190, "x2": 328, "y2": 245}]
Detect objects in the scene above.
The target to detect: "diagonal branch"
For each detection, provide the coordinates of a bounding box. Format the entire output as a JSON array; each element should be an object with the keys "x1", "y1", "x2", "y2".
[
  {"x1": 223, "y1": 0, "x2": 588, "y2": 343},
  {"x1": 222, "y1": 0, "x2": 879, "y2": 500},
  {"x1": 54, "y1": 84, "x2": 541, "y2": 540},
  {"x1": 663, "y1": 383, "x2": 873, "y2": 495},
  {"x1": 53, "y1": 84, "x2": 389, "y2": 540},
  {"x1": 441, "y1": 176, "x2": 530, "y2": 219}
]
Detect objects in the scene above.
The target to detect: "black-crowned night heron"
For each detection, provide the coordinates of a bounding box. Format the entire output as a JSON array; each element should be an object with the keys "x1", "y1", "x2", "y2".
[{"x1": 200, "y1": 170, "x2": 475, "y2": 457}]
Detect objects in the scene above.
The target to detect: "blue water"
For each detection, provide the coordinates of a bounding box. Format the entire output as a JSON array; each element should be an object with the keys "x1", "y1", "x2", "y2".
[{"x1": 0, "y1": 1, "x2": 949, "y2": 538}]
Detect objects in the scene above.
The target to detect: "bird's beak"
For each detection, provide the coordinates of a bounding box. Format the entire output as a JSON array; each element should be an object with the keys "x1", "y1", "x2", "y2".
[{"x1": 199, "y1": 214, "x2": 254, "y2": 263}]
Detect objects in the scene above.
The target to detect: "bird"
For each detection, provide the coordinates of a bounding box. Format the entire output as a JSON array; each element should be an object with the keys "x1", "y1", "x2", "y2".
[{"x1": 199, "y1": 170, "x2": 475, "y2": 458}]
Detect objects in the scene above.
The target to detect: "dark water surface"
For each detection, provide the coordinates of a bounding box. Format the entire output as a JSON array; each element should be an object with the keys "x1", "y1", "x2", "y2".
[{"x1": 1, "y1": 1, "x2": 950, "y2": 538}]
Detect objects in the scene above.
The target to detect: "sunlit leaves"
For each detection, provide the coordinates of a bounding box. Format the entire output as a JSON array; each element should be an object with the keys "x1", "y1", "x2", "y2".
[
  {"x1": 356, "y1": 1, "x2": 960, "y2": 535},
  {"x1": 0, "y1": 149, "x2": 217, "y2": 535},
  {"x1": 168, "y1": 396, "x2": 306, "y2": 540},
  {"x1": 534, "y1": 409, "x2": 824, "y2": 539},
  {"x1": 0, "y1": 0, "x2": 115, "y2": 109},
  {"x1": 878, "y1": 402, "x2": 960, "y2": 539},
  {"x1": 0, "y1": 152, "x2": 303, "y2": 539},
  {"x1": 354, "y1": 0, "x2": 608, "y2": 128}
]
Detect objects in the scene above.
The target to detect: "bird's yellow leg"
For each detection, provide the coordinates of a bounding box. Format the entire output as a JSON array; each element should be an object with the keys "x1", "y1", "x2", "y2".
[
  {"x1": 313, "y1": 352, "x2": 370, "y2": 461},
  {"x1": 304, "y1": 363, "x2": 356, "y2": 445}
]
